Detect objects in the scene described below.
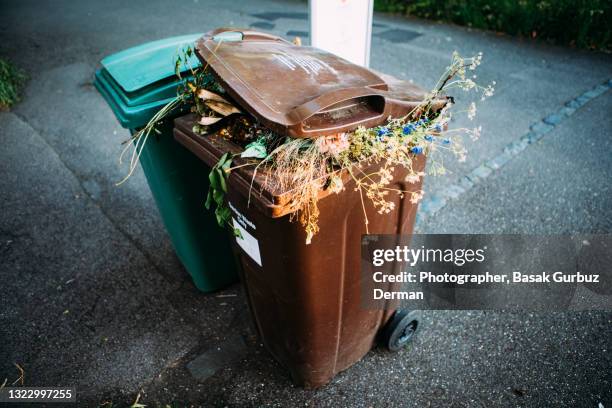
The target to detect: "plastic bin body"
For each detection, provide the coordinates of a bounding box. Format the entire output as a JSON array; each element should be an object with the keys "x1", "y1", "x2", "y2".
[
  {"x1": 174, "y1": 115, "x2": 426, "y2": 387},
  {"x1": 94, "y1": 34, "x2": 238, "y2": 292}
]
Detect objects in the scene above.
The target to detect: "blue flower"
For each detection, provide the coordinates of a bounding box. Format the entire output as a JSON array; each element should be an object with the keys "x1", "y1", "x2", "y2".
[
  {"x1": 411, "y1": 146, "x2": 424, "y2": 154},
  {"x1": 442, "y1": 139, "x2": 451, "y2": 145},
  {"x1": 402, "y1": 124, "x2": 415, "y2": 135},
  {"x1": 434, "y1": 124, "x2": 443, "y2": 132},
  {"x1": 424, "y1": 135, "x2": 434, "y2": 142},
  {"x1": 377, "y1": 127, "x2": 389, "y2": 137}
]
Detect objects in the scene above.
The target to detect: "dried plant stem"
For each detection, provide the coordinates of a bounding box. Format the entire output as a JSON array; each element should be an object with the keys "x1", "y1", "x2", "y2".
[{"x1": 116, "y1": 97, "x2": 180, "y2": 185}]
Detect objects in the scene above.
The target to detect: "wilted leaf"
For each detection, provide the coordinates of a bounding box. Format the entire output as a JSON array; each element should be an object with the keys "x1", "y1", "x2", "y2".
[
  {"x1": 174, "y1": 56, "x2": 182, "y2": 79},
  {"x1": 197, "y1": 88, "x2": 230, "y2": 104},
  {"x1": 198, "y1": 116, "x2": 223, "y2": 126},
  {"x1": 205, "y1": 100, "x2": 241, "y2": 116}
]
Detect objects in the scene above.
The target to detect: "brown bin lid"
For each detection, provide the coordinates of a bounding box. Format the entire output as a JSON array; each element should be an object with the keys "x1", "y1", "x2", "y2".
[{"x1": 195, "y1": 28, "x2": 444, "y2": 138}]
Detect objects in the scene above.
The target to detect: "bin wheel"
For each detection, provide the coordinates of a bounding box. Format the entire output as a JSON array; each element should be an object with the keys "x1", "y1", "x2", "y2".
[{"x1": 380, "y1": 310, "x2": 421, "y2": 352}]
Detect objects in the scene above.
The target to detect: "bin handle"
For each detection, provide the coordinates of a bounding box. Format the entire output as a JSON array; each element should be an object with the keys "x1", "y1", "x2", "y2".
[
  {"x1": 288, "y1": 86, "x2": 386, "y2": 125},
  {"x1": 209, "y1": 28, "x2": 288, "y2": 43}
]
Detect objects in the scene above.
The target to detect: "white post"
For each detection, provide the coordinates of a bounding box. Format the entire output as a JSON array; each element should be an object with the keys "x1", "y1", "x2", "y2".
[{"x1": 309, "y1": 0, "x2": 374, "y2": 67}]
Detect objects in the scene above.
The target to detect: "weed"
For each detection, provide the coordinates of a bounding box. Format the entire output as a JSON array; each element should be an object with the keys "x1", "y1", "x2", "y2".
[{"x1": 0, "y1": 58, "x2": 27, "y2": 110}]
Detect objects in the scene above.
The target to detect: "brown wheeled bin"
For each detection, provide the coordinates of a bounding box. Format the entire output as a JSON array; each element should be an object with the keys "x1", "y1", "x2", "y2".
[{"x1": 174, "y1": 29, "x2": 445, "y2": 387}]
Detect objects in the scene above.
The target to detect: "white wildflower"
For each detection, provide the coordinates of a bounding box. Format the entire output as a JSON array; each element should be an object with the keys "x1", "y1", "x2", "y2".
[
  {"x1": 469, "y1": 53, "x2": 483, "y2": 70},
  {"x1": 470, "y1": 126, "x2": 482, "y2": 141},
  {"x1": 460, "y1": 79, "x2": 476, "y2": 91},
  {"x1": 467, "y1": 102, "x2": 477, "y2": 120},
  {"x1": 481, "y1": 83, "x2": 495, "y2": 100}
]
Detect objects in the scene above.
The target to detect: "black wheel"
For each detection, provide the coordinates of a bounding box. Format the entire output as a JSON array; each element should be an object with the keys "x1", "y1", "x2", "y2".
[{"x1": 380, "y1": 310, "x2": 421, "y2": 352}]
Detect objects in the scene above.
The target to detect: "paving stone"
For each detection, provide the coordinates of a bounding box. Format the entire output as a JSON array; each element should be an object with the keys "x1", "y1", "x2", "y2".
[
  {"x1": 522, "y1": 131, "x2": 541, "y2": 144},
  {"x1": 575, "y1": 94, "x2": 591, "y2": 107},
  {"x1": 543, "y1": 113, "x2": 564, "y2": 126},
  {"x1": 469, "y1": 164, "x2": 493, "y2": 181},
  {"x1": 557, "y1": 106, "x2": 576, "y2": 117},
  {"x1": 530, "y1": 121, "x2": 554, "y2": 136},
  {"x1": 594, "y1": 84, "x2": 609, "y2": 95},
  {"x1": 486, "y1": 150, "x2": 513, "y2": 169},
  {"x1": 504, "y1": 138, "x2": 529, "y2": 155},
  {"x1": 584, "y1": 84, "x2": 608, "y2": 98},
  {"x1": 442, "y1": 184, "x2": 465, "y2": 199}
]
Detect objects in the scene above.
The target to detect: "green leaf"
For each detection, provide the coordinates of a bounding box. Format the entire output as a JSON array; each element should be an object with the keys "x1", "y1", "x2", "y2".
[
  {"x1": 218, "y1": 152, "x2": 230, "y2": 166},
  {"x1": 220, "y1": 156, "x2": 233, "y2": 171},
  {"x1": 205, "y1": 189, "x2": 213, "y2": 210},
  {"x1": 206, "y1": 152, "x2": 236, "y2": 230},
  {"x1": 215, "y1": 209, "x2": 224, "y2": 225},
  {"x1": 217, "y1": 168, "x2": 228, "y2": 192},
  {"x1": 241, "y1": 141, "x2": 267, "y2": 159},
  {"x1": 213, "y1": 188, "x2": 224, "y2": 205},
  {"x1": 208, "y1": 170, "x2": 221, "y2": 190},
  {"x1": 233, "y1": 227, "x2": 243, "y2": 239},
  {"x1": 215, "y1": 205, "x2": 232, "y2": 226}
]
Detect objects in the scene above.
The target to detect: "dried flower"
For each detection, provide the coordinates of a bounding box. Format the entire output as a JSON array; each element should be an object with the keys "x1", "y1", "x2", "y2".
[
  {"x1": 405, "y1": 171, "x2": 425, "y2": 184},
  {"x1": 315, "y1": 133, "x2": 349, "y2": 155},
  {"x1": 410, "y1": 191, "x2": 424, "y2": 204},
  {"x1": 468, "y1": 102, "x2": 477, "y2": 120},
  {"x1": 470, "y1": 126, "x2": 482, "y2": 141}
]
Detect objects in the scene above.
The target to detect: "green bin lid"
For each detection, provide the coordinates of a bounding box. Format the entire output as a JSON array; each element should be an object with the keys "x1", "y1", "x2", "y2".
[
  {"x1": 101, "y1": 33, "x2": 202, "y2": 93},
  {"x1": 96, "y1": 33, "x2": 202, "y2": 129},
  {"x1": 94, "y1": 69, "x2": 182, "y2": 129}
]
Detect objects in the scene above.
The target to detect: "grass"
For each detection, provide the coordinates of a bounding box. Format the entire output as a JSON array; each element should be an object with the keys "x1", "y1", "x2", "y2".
[
  {"x1": 374, "y1": 0, "x2": 611, "y2": 51},
  {"x1": 0, "y1": 58, "x2": 27, "y2": 110}
]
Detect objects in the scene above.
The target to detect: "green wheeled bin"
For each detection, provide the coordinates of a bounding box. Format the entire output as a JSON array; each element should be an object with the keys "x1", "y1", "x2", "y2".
[{"x1": 94, "y1": 33, "x2": 238, "y2": 292}]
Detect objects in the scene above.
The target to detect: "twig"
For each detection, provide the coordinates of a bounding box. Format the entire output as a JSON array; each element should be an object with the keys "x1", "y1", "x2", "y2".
[{"x1": 12, "y1": 363, "x2": 24, "y2": 386}]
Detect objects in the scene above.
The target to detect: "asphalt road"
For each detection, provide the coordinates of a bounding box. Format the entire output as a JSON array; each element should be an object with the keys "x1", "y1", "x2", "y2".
[{"x1": 1, "y1": 0, "x2": 611, "y2": 406}]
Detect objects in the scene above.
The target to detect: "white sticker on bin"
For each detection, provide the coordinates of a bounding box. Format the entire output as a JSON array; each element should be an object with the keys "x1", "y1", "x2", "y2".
[{"x1": 232, "y1": 217, "x2": 262, "y2": 266}]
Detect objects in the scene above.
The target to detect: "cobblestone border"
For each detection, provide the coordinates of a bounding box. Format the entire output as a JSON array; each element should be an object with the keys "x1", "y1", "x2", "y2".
[{"x1": 417, "y1": 78, "x2": 612, "y2": 224}]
